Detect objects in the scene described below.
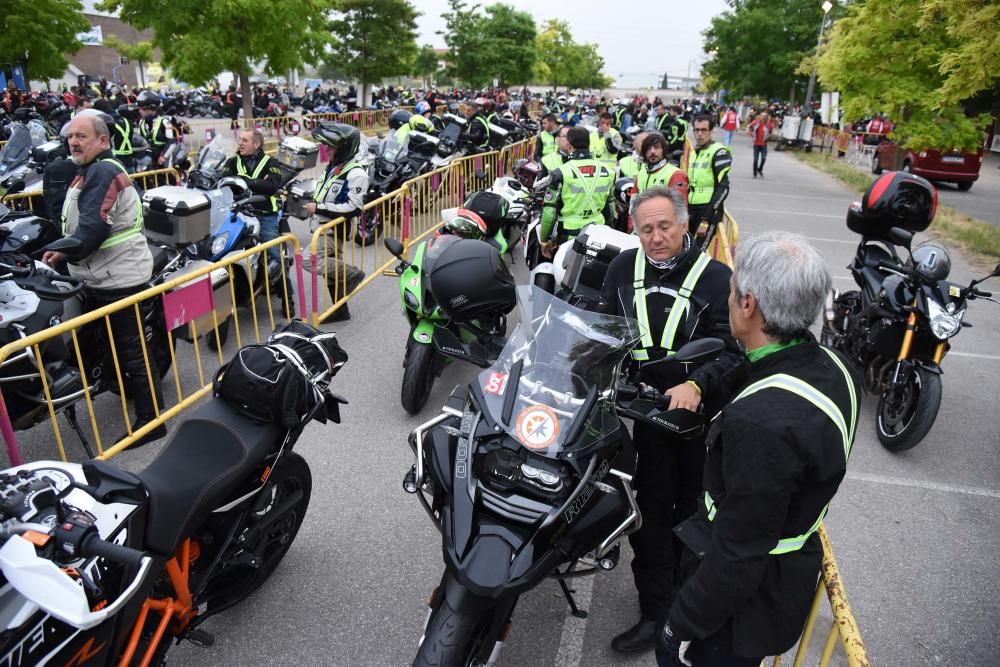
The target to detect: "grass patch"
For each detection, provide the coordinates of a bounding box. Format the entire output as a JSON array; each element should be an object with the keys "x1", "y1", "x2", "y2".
[{"x1": 791, "y1": 150, "x2": 1000, "y2": 265}]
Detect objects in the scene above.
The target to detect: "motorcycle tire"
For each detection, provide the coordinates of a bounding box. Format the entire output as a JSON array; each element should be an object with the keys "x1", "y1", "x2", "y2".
[
  {"x1": 354, "y1": 209, "x2": 381, "y2": 246},
  {"x1": 200, "y1": 452, "x2": 312, "y2": 610},
  {"x1": 401, "y1": 341, "x2": 437, "y2": 414},
  {"x1": 876, "y1": 365, "x2": 942, "y2": 452},
  {"x1": 413, "y1": 581, "x2": 493, "y2": 667}
]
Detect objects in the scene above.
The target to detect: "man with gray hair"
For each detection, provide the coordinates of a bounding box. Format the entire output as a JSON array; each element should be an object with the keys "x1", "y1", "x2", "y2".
[
  {"x1": 659, "y1": 232, "x2": 861, "y2": 667},
  {"x1": 600, "y1": 185, "x2": 742, "y2": 653}
]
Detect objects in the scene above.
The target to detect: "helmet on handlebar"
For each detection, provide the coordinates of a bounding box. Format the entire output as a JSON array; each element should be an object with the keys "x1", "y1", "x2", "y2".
[
  {"x1": 909, "y1": 242, "x2": 951, "y2": 282},
  {"x1": 388, "y1": 110, "x2": 412, "y2": 130},
  {"x1": 217, "y1": 176, "x2": 251, "y2": 198},
  {"x1": 311, "y1": 122, "x2": 361, "y2": 167},
  {"x1": 137, "y1": 90, "x2": 161, "y2": 110},
  {"x1": 859, "y1": 171, "x2": 937, "y2": 232},
  {"x1": 442, "y1": 208, "x2": 489, "y2": 239},
  {"x1": 512, "y1": 158, "x2": 541, "y2": 189}
]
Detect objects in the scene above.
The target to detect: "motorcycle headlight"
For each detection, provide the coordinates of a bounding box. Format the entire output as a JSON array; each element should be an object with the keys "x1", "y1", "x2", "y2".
[
  {"x1": 210, "y1": 232, "x2": 230, "y2": 257},
  {"x1": 927, "y1": 298, "x2": 964, "y2": 339}
]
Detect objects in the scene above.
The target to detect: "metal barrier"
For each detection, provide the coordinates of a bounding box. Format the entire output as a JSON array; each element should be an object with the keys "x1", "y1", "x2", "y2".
[
  {"x1": 0, "y1": 190, "x2": 43, "y2": 212},
  {"x1": 1, "y1": 168, "x2": 184, "y2": 213},
  {"x1": 0, "y1": 235, "x2": 306, "y2": 465}
]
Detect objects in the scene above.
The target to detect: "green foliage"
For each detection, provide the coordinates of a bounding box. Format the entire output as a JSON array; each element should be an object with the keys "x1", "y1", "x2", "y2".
[
  {"x1": 701, "y1": 0, "x2": 832, "y2": 99},
  {"x1": 104, "y1": 36, "x2": 153, "y2": 66},
  {"x1": 535, "y1": 20, "x2": 612, "y2": 90},
  {"x1": 412, "y1": 45, "x2": 440, "y2": 80},
  {"x1": 440, "y1": 1, "x2": 537, "y2": 87},
  {"x1": 1, "y1": 0, "x2": 89, "y2": 81},
  {"x1": 921, "y1": 0, "x2": 1000, "y2": 105},
  {"x1": 99, "y1": 0, "x2": 333, "y2": 86},
  {"x1": 818, "y1": 0, "x2": 989, "y2": 151},
  {"x1": 327, "y1": 0, "x2": 420, "y2": 86}
]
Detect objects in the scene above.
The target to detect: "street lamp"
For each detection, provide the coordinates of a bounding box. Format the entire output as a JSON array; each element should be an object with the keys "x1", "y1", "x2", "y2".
[{"x1": 802, "y1": 0, "x2": 834, "y2": 116}]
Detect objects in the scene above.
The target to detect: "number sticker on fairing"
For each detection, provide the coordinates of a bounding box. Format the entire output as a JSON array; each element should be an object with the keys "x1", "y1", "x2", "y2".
[{"x1": 484, "y1": 371, "x2": 507, "y2": 395}]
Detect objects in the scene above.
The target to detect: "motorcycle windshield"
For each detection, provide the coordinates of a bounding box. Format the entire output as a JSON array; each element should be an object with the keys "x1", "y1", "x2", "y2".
[
  {"x1": 196, "y1": 135, "x2": 235, "y2": 177},
  {"x1": 478, "y1": 286, "x2": 639, "y2": 457},
  {"x1": 0, "y1": 126, "x2": 31, "y2": 171},
  {"x1": 381, "y1": 135, "x2": 409, "y2": 163}
]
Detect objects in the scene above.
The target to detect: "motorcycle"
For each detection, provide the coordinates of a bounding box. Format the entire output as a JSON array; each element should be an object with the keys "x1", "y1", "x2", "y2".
[
  {"x1": 406, "y1": 285, "x2": 720, "y2": 666},
  {"x1": 0, "y1": 122, "x2": 51, "y2": 198},
  {"x1": 821, "y1": 191, "x2": 1000, "y2": 451},
  {"x1": 384, "y1": 234, "x2": 516, "y2": 415},
  {"x1": 0, "y1": 244, "x2": 174, "y2": 458},
  {"x1": 0, "y1": 323, "x2": 347, "y2": 666}
]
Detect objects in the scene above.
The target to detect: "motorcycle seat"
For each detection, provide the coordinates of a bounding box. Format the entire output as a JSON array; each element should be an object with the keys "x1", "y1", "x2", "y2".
[
  {"x1": 137, "y1": 398, "x2": 282, "y2": 555},
  {"x1": 149, "y1": 244, "x2": 171, "y2": 277}
]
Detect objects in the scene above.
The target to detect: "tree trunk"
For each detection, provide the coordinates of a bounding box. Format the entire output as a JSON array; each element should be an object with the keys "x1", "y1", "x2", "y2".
[
  {"x1": 240, "y1": 68, "x2": 253, "y2": 127},
  {"x1": 361, "y1": 82, "x2": 372, "y2": 109},
  {"x1": 138, "y1": 62, "x2": 146, "y2": 88}
]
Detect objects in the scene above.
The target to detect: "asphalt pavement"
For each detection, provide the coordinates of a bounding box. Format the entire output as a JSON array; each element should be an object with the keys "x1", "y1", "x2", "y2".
[{"x1": 10, "y1": 131, "x2": 1000, "y2": 666}]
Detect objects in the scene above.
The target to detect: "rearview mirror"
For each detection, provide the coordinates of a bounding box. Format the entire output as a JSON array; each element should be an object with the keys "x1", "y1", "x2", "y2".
[
  {"x1": 384, "y1": 238, "x2": 404, "y2": 258},
  {"x1": 889, "y1": 227, "x2": 913, "y2": 249},
  {"x1": 992, "y1": 264, "x2": 1000, "y2": 278},
  {"x1": 672, "y1": 338, "x2": 724, "y2": 364}
]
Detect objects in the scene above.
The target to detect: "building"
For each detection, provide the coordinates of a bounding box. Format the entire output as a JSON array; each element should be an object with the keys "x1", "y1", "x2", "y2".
[{"x1": 57, "y1": 2, "x2": 158, "y2": 90}]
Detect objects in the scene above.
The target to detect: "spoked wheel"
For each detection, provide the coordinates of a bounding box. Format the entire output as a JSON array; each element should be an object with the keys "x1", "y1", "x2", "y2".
[
  {"x1": 876, "y1": 365, "x2": 942, "y2": 452},
  {"x1": 401, "y1": 341, "x2": 437, "y2": 414},
  {"x1": 200, "y1": 453, "x2": 313, "y2": 610},
  {"x1": 355, "y1": 208, "x2": 382, "y2": 246}
]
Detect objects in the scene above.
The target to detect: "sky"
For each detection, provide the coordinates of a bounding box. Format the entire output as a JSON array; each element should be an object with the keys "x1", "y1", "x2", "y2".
[{"x1": 409, "y1": 0, "x2": 731, "y2": 89}]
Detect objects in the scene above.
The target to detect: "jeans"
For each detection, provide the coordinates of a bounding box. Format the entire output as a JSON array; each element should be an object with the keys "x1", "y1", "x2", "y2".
[
  {"x1": 722, "y1": 130, "x2": 734, "y2": 146},
  {"x1": 753, "y1": 144, "x2": 767, "y2": 174},
  {"x1": 258, "y1": 212, "x2": 294, "y2": 305}
]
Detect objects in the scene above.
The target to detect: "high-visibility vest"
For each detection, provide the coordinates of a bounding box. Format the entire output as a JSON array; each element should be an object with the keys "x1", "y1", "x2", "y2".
[
  {"x1": 614, "y1": 107, "x2": 627, "y2": 129},
  {"x1": 618, "y1": 154, "x2": 642, "y2": 180},
  {"x1": 688, "y1": 142, "x2": 728, "y2": 205},
  {"x1": 142, "y1": 116, "x2": 167, "y2": 148},
  {"x1": 591, "y1": 129, "x2": 622, "y2": 167},
  {"x1": 631, "y1": 249, "x2": 711, "y2": 360},
  {"x1": 703, "y1": 346, "x2": 857, "y2": 554},
  {"x1": 541, "y1": 152, "x2": 563, "y2": 174},
  {"x1": 539, "y1": 130, "x2": 556, "y2": 157},
  {"x1": 314, "y1": 161, "x2": 361, "y2": 204},
  {"x1": 62, "y1": 158, "x2": 144, "y2": 249},
  {"x1": 553, "y1": 158, "x2": 613, "y2": 231},
  {"x1": 473, "y1": 116, "x2": 491, "y2": 149},
  {"x1": 636, "y1": 162, "x2": 681, "y2": 193},
  {"x1": 113, "y1": 117, "x2": 132, "y2": 157},
  {"x1": 236, "y1": 154, "x2": 279, "y2": 212}
]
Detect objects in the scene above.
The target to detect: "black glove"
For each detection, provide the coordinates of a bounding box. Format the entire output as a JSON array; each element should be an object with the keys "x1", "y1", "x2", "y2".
[{"x1": 656, "y1": 623, "x2": 692, "y2": 667}]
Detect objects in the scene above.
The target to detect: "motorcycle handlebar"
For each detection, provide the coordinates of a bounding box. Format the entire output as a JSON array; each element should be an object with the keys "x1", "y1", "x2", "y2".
[
  {"x1": 35, "y1": 270, "x2": 86, "y2": 300},
  {"x1": 80, "y1": 532, "x2": 147, "y2": 570}
]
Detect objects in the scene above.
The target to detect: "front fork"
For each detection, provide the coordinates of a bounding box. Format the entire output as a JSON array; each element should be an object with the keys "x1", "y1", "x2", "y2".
[{"x1": 888, "y1": 306, "x2": 946, "y2": 402}]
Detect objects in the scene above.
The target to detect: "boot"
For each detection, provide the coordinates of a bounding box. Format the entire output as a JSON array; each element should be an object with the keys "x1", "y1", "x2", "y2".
[
  {"x1": 611, "y1": 617, "x2": 659, "y2": 653},
  {"x1": 120, "y1": 373, "x2": 166, "y2": 449},
  {"x1": 113, "y1": 419, "x2": 167, "y2": 449}
]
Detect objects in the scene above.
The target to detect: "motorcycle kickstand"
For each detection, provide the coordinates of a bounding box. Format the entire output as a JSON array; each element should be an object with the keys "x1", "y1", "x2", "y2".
[
  {"x1": 558, "y1": 578, "x2": 588, "y2": 619},
  {"x1": 64, "y1": 405, "x2": 95, "y2": 459}
]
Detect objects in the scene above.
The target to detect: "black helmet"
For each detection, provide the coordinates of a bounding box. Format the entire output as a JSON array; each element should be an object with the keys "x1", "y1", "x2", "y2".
[
  {"x1": 512, "y1": 158, "x2": 541, "y2": 188},
  {"x1": 861, "y1": 171, "x2": 937, "y2": 232},
  {"x1": 614, "y1": 177, "x2": 636, "y2": 206},
  {"x1": 311, "y1": 122, "x2": 360, "y2": 166},
  {"x1": 462, "y1": 190, "x2": 509, "y2": 236},
  {"x1": 137, "y1": 90, "x2": 161, "y2": 109},
  {"x1": 909, "y1": 242, "x2": 951, "y2": 282},
  {"x1": 117, "y1": 103, "x2": 139, "y2": 121},
  {"x1": 389, "y1": 110, "x2": 412, "y2": 130}
]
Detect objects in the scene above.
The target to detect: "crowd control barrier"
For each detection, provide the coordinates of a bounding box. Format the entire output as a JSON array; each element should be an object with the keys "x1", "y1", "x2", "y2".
[
  {"x1": 2, "y1": 168, "x2": 184, "y2": 213},
  {"x1": 0, "y1": 235, "x2": 305, "y2": 465}
]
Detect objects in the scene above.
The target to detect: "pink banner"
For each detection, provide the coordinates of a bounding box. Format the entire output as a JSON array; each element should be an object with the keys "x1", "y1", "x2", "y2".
[{"x1": 162, "y1": 277, "x2": 215, "y2": 331}]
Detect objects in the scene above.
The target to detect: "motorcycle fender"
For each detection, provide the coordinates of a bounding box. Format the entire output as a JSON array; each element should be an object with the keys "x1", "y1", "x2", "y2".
[
  {"x1": 913, "y1": 359, "x2": 943, "y2": 375},
  {"x1": 411, "y1": 318, "x2": 435, "y2": 344}
]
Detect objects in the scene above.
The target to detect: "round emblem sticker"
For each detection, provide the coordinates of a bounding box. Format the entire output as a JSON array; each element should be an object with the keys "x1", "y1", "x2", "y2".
[{"x1": 516, "y1": 404, "x2": 560, "y2": 450}]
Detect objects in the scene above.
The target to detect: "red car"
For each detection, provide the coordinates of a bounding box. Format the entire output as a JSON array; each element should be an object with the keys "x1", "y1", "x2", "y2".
[{"x1": 873, "y1": 142, "x2": 983, "y2": 191}]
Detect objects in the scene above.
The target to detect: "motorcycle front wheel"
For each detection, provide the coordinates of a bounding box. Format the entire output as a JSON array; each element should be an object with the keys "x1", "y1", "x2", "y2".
[
  {"x1": 876, "y1": 365, "x2": 942, "y2": 452},
  {"x1": 401, "y1": 341, "x2": 437, "y2": 414},
  {"x1": 354, "y1": 209, "x2": 381, "y2": 246},
  {"x1": 414, "y1": 577, "x2": 506, "y2": 667}
]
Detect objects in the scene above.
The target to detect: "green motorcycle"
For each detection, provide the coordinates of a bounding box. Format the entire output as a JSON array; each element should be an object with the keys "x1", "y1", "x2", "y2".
[{"x1": 384, "y1": 211, "x2": 516, "y2": 414}]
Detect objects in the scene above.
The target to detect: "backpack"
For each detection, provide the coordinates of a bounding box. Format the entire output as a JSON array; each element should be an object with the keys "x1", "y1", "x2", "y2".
[{"x1": 213, "y1": 321, "x2": 348, "y2": 427}]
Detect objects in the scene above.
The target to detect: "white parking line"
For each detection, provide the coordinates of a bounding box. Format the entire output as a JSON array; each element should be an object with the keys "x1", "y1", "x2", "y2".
[
  {"x1": 846, "y1": 471, "x2": 1000, "y2": 500},
  {"x1": 727, "y1": 205, "x2": 842, "y2": 219},
  {"x1": 554, "y1": 576, "x2": 595, "y2": 667},
  {"x1": 802, "y1": 236, "x2": 857, "y2": 244},
  {"x1": 947, "y1": 351, "x2": 1000, "y2": 361},
  {"x1": 730, "y1": 190, "x2": 848, "y2": 203}
]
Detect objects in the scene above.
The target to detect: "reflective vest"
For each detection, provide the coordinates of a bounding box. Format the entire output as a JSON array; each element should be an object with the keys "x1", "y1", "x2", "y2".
[
  {"x1": 314, "y1": 161, "x2": 361, "y2": 203},
  {"x1": 703, "y1": 347, "x2": 857, "y2": 555},
  {"x1": 113, "y1": 117, "x2": 133, "y2": 157},
  {"x1": 473, "y1": 116, "x2": 491, "y2": 149},
  {"x1": 631, "y1": 250, "x2": 711, "y2": 360},
  {"x1": 636, "y1": 162, "x2": 681, "y2": 193},
  {"x1": 655, "y1": 113, "x2": 672, "y2": 132},
  {"x1": 553, "y1": 159, "x2": 613, "y2": 231},
  {"x1": 688, "y1": 142, "x2": 727, "y2": 205},
  {"x1": 618, "y1": 154, "x2": 642, "y2": 180},
  {"x1": 62, "y1": 158, "x2": 144, "y2": 249},
  {"x1": 142, "y1": 116, "x2": 167, "y2": 148},
  {"x1": 614, "y1": 107, "x2": 626, "y2": 129},
  {"x1": 669, "y1": 118, "x2": 689, "y2": 146},
  {"x1": 591, "y1": 129, "x2": 622, "y2": 167},
  {"x1": 236, "y1": 154, "x2": 279, "y2": 212},
  {"x1": 541, "y1": 152, "x2": 563, "y2": 174},
  {"x1": 539, "y1": 130, "x2": 556, "y2": 157}
]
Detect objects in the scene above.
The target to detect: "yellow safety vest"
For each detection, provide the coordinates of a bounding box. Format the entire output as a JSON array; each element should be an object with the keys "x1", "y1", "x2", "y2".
[
  {"x1": 314, "y1": 161, "x2": 361, "y2": 203},
  {"x1": 688, "y1": 142, "x2": 728, "y2": 205},
  {"x1": 703, "y1": 347, "x2": 857, "y2": 555},
  {"x1": 636, "y1": 162, "x2": 681, "y2": 193},
  {"x1": 236, "y1": 154, "x2": 279, "y2": 212},
  {"x1": 554, "y1": 159, "x2": 613, "y2": 231},
  {"x1": 631, "y1": 249, "x2": 711, "y2": 360}
]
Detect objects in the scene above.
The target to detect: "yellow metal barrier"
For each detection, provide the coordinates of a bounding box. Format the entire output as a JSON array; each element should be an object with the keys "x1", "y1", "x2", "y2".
[
  {"x1": 402, "y1": 165, "x2": 465, "y2": 250},
  {"x1": 1, "y1": 168, "x2": 184, "y2": 213},
  {"x1": 0, "y1": 235, "x2": 305, "y2": 465},
  {"x1": 0, "y1": 190, "x2": 43, "y2": 212}
]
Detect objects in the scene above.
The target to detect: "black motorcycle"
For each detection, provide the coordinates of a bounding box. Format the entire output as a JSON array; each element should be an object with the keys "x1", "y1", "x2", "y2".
[
  {"x1": 822, "y1": 197, "x2": 999, "y2": 451},
  {"x1": 406, "y1": 285, "x2": 719, "y2": 666}
]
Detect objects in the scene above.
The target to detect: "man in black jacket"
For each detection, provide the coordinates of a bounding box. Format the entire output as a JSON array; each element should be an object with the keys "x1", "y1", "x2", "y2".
[
  {"x1": 658, "y1": 232, "x2": 860, "y2": 667},
  {"x1": 600, "y1": 186, "x2": 743, "y2": 653}
]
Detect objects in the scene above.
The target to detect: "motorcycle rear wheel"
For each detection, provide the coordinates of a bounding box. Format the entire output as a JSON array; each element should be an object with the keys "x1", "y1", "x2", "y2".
[
  {"x1": 200, "y1": 452, "x2": 312, "y2": 610},
  {"x1": 401, "y1": 341, "x2": 437, "y2": 414},
  {"x1": 876, "y1": 365, "x2": 942, "y2": 452}
]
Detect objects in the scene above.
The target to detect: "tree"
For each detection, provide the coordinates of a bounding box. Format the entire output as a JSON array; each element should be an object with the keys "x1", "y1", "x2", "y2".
[
  {"x1": 440, "y1": 0, "x2": 491, "y2": 87},
  {"x1": 534, "y1": 20, "x2": 612, "y2": 90},
  {"x1": 818, "y1": 0, "x2": 990, "y2": 151},
  {"x1": 99, "y1": 0, "x2": 333, "y2": 120},
  {"x1": 700, "y1": 0, "x2": 834, "y2": 100},
  {"x1": 480, "y1": 4, "x2": 536, "y2": 87},
  {"x1": 327, "y1": 0, "x2": 419, "y2": 105},
  {"x1": 2, "y1": 0, "x2": 89, "y2": 82},
  {"x1": 104, "y1": 36, "x2": 153, "y2": 87},
  {"x1": 412, "y1": 45, "x2": 440, "y2": 86},
  {"x1": 923, "y1": 0, "x2": 1000, "y2": 106}
]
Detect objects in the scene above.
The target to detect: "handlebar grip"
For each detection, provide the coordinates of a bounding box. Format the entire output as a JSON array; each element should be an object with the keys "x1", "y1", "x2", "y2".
[
  {"x1": 974, "y1": 288, "x2": 993, "y2": 298},
  {"x1": 80, "y1": 533, "x2": 146, "y2": 570}
]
